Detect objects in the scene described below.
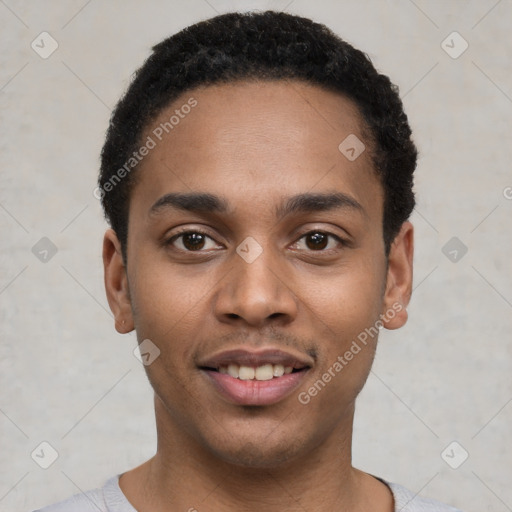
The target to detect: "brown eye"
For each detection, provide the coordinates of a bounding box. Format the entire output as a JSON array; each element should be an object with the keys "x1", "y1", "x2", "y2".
[
  {"x1": 294, "y1": 231, "x2": 344, "y2": 252},
  {"x1": 168, "y1": 231, "x2": 219, "y2": 252},
  {"x1": 305, "y1": 232, "x2": 329, "y2": 250},
  {"x1": 181, "y1": 232, "x2": 206, "y2": 250}
]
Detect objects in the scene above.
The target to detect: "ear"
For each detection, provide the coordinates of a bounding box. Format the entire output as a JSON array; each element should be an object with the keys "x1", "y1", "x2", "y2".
[
  {"x1": 381, "y1": 221, "x2": 414, "y2": 330},
  {"x1": 103, "y1": 229, "x2": 134, "y2": 333}
]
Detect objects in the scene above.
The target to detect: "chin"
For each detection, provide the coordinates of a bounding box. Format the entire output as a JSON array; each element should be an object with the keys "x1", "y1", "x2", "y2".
[
  {"x1": 212, "y1": 440, "x2": 303, "y2": 469},
  {"x1": 203, "y1": 422, "x2": 311, "y2": 470}
]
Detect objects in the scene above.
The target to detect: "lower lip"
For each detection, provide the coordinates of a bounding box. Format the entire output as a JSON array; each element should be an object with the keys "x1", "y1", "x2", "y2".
[{"x1": 202, "y1": 369, "x2": 309, "y2": 406}]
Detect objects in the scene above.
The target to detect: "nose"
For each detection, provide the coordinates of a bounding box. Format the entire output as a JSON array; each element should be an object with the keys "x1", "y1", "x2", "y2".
[{"x1": 213, "y1": 241, "x2": 298, "y2": 328}]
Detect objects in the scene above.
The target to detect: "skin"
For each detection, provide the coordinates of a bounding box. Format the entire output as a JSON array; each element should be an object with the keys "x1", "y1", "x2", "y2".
[{"x1": 103, "y1": 80, "x2": 414, "y2": 512}]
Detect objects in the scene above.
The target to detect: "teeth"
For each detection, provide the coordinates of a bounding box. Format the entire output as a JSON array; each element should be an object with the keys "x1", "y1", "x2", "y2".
[
  {"x1": 227, "y1": 364, "x2": 239, "y2": 378},
  {"x1": 218, "y1": 363, "x2": 296, "y2": 380},
  {"x1": 239, "y1": 366, "x2": 255, "y2": 380},
  {"x1": 273, "y1": 364, "x2": 284, "y2": 377},
  {"x1": 255, "y1": 364, "x2": 274, "y2": 381}
]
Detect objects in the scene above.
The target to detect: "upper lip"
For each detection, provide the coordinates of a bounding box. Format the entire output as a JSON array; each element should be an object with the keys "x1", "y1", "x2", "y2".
[{"x1": 198, "y1": 348, "x2": 314, "y2": 370}]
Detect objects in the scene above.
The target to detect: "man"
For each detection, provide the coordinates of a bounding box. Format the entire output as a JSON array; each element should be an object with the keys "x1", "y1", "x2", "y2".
[{"x1": 36, "y1": 10, "x2": 462, "y2": 512}]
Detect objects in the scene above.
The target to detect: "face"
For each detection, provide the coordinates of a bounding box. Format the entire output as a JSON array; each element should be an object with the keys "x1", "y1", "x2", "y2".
[{"x1": 103, "y1": 80, "x2": 413, "y2": 468}]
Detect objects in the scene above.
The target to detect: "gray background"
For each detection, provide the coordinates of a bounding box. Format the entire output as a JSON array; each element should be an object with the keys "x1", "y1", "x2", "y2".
[{"x1": 1, "y1": 1, "x2": 511, "y2": 511}]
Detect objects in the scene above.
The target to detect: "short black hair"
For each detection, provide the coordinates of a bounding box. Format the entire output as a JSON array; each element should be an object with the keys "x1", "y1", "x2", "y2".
[{"x1": 99, "y1": 10, "x2": 417, "y2": 260}]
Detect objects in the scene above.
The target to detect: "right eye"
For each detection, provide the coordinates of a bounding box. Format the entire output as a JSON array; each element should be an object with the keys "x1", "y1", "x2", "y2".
[{"x1": 166, "y1": 230, "x2": 221, "y2": 252}]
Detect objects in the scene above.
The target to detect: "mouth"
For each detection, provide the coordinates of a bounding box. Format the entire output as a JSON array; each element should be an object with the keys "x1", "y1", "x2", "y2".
[
  {"x1": 198, "y1": 349, "x2": 312, "y2": 406},
  {"x1": 217, "y1": 363, "x2": 298, "y2": 380}
]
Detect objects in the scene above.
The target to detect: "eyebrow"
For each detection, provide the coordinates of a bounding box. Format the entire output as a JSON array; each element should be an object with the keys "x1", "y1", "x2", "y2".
[
  {"x1": 275, "y1": 191, "x2": 364, "y2": 219},
  {"x1": 149, "y1": 191, "x2": 365, "y2": 219},
  {"x1": 149, "y1": 192, "x2": 229, "y2": 216}
]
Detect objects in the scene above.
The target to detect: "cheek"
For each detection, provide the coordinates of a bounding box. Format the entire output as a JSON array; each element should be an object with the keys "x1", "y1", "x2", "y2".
[
  {"x1": 128, "y1": 257, "x2": 211, "y2": 359},
  {"x1": 299, "y1": 255, "x2": 386, "y2": 343},
  {"x1": 295, "y1": 253, "x2": 385, "y2": 405},
  {"x1": 128, "y1": 264, "x2": 210, "y2": 409}
]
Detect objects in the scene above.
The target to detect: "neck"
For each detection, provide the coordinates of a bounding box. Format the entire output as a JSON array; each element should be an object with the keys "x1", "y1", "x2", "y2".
[{"x1": 119, "y1": 396, "x2": 393, "y2": 512}]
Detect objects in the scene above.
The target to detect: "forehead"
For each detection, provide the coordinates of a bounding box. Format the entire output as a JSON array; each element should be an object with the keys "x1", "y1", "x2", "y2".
[{"x1": 131, "y1": 80, "x2": 382, "y2": 222}]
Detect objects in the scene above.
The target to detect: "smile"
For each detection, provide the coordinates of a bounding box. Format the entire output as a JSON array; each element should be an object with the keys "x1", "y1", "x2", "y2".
[
  {"x1": 199, "y1": 348, "x2": 312, "y2": 406},
  {"x1": 218, "y1": 363, "x2": 294, "y2": 380}
]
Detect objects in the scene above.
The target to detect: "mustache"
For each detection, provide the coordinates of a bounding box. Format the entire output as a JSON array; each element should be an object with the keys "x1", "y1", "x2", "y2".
[{"x1": 207, "y1": 327, "x2": 319, "y2": 361}]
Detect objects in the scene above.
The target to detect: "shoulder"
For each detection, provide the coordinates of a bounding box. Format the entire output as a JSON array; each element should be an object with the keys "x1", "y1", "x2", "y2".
[
  {"x1": 32, "y1": 475, "x2": 135, "y2": 512},
  {"x1": 32, "y1": 486, "x2": 106, "y2": 512},
  {"x1": 386, "y1": 480, "x2": 463, "y2": 512}
]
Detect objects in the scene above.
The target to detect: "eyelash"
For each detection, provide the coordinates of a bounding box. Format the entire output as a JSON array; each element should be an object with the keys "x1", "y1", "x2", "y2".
[{"x1": 166, "y1": 228, "x2": 347, "y2": 254}]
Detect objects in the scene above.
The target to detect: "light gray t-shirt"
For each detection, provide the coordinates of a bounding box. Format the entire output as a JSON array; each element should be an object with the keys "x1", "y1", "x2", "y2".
[{"x1": 33, "y1": 474, "x2": 462, "y2": 512}]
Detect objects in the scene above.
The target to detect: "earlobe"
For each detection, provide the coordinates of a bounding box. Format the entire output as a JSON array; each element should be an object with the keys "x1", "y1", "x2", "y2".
[
  {"x1": 102, "y1": 229, "x2": 134, "y2": 333},
  {"x1": 382, "y1": 221, "x2": 414, "y2": 330}
]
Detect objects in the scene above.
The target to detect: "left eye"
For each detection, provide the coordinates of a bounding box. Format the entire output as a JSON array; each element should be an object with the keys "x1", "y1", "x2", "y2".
[
  {"x1": 294, "y1": 231, "x2": 343, "y2": 251},
  {"x1": 169, "y1": 231, "x2": 219, "y2": 251}
]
